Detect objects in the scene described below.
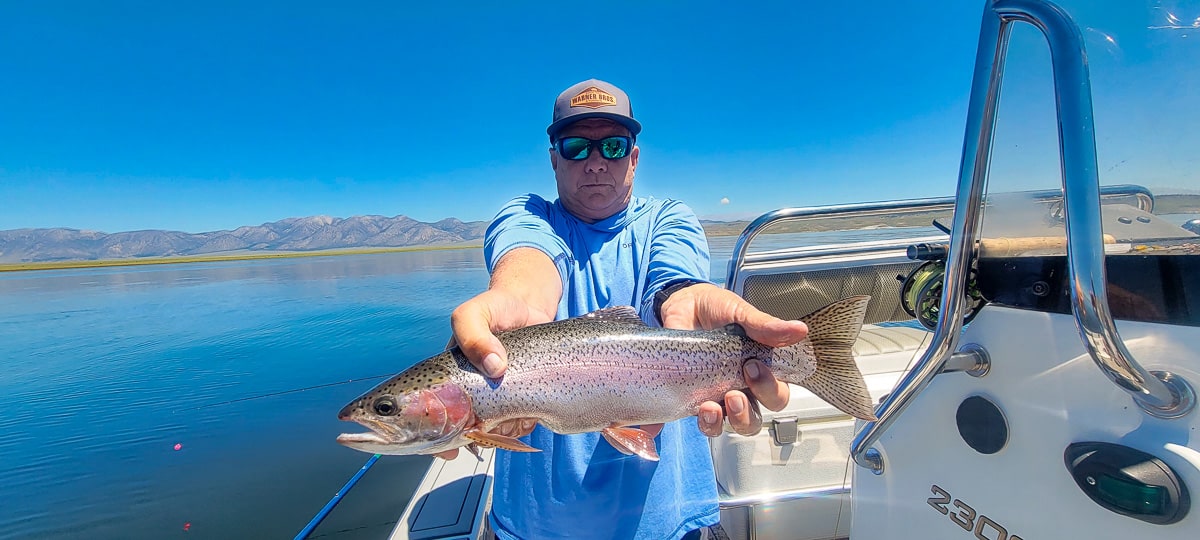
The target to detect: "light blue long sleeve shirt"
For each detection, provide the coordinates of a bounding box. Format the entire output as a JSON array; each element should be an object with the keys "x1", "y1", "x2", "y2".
[{"x1": 483, "y1": 193, "x2": 719, "y2": 540}]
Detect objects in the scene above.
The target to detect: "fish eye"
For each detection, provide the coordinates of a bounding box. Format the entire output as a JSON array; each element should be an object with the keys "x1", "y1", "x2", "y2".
[{"x1": 373, "y1": 397, "x2": 398, "y2": 416}]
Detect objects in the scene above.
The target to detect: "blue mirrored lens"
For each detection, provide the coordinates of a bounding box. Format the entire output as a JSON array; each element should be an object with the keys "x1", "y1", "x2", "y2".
[
  {"x1": 598, "y1": 137, "x2": 629, "y2": 159},
  {"x1": 558, "y1": 137, "x2": 591, "y2": 160}
]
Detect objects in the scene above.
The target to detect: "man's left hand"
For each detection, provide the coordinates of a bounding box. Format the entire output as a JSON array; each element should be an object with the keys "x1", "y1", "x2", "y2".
[{"x1": 658, "y1": 282, "x2": 805, "y2": 437}]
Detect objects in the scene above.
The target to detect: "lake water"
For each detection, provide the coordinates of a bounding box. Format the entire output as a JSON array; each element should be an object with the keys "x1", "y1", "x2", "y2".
[{"x1": 0, "y1": 228, "x2": 935, "y2": 539}]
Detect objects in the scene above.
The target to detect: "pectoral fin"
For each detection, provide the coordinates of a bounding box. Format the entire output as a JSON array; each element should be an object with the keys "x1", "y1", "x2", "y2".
[
  {"x1": 601, "y1": 425, "x2": 661, "y2": 461},
  {"x1": 464, "y1": 429, "x2": 540, "y2": 453}
]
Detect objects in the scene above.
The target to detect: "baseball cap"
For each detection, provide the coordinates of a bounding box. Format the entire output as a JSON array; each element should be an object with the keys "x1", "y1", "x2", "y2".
[{"x1": 547, "y1": 79, "x2": 642, "y2": 140}]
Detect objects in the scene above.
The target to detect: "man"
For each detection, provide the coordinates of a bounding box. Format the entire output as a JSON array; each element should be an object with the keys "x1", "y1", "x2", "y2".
[{"x1": 444, "y1": 79, "x2": 807, "y2": 539}]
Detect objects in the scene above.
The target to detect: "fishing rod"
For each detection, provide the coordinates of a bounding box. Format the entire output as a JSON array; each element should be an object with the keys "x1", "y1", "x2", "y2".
[{"x1": 294, "y1": 453, "x2": 382, "y2": 540}]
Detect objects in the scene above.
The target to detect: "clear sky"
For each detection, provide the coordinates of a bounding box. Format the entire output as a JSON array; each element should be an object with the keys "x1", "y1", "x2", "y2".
[{"x1": 1, "y1": 1, "x2": 1195, "y2": 233}]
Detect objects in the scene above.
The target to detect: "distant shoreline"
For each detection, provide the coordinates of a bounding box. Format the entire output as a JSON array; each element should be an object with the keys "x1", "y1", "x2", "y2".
[
  {"x1": 0, "y1": 220, "x2": 813, "y2": 273},
  {"x1": 11, "y1": 191, "x2": 1198, "y2": 273},
  {"x1": 9, "y1": 193, "x2": 1199, "y2": 273},
  {"x1": 0, "y1": 244, "x2": 485, "y2": 273},
  {"x1": 0, "y1": 217, "x2": 899, "y2": 272},
  {"x1": 0, "y1": 223, "x2": 760, "y2": 273}
]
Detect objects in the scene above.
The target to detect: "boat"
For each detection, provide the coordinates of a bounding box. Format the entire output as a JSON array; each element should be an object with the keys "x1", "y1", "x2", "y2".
[{"x1": 300, "y1": 0, "x2": 1200, "y2": 537}]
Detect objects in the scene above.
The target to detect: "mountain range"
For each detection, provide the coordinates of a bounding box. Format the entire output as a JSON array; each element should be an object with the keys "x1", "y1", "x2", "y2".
[
  {"x1": 12, "y1": 192, "x2": 1194, "y2": 264},
  {"x1": 0, "y1": 215, "x2": 489, "y2": 263}
]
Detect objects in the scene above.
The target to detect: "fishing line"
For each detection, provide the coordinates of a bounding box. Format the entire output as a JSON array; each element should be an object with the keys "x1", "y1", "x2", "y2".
[
  {"x1": 834, "y1": 451, "x2": 852, "y2": 535},
  {"x1": 177, "y1": 373, "x2": 392, "y2": 412}
]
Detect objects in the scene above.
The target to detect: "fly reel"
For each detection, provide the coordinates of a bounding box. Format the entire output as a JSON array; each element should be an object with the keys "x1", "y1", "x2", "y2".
[{"x1": 898, "y1": 248, "x2": 986, "y2": 330}]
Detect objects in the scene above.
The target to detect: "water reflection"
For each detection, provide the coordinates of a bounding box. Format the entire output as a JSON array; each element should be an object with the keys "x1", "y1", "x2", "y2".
[
  {"x1": 0, "y1": 248, "x2": 486, "y2": 540},
  {"x1": 0, "y1": 248, "x2": 486, "y2": 294}
]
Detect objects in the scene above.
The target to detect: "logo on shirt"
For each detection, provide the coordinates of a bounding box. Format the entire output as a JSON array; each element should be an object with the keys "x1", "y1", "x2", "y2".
[{"x1": 570, "y1": 87, "x2": 617, "y2": 109}]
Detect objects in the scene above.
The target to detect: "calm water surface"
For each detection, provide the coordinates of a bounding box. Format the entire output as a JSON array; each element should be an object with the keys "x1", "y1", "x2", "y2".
[
  {"x1": 0, "y1": 250, "x2": 486, "y2": 539},
  {"x1": 0, "y1": 228, "x2": 933, "y2": 539}
]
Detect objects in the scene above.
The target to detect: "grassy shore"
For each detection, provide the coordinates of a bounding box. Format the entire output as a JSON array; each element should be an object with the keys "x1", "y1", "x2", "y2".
[
  {"x1": 0, "y1": 244, "x2": 484, "y2": 273},
  {"x1": 0, "y1": 221, "x2": 764, "y2": 273},
  {"x1": 0, "y1": 216, "x2": 918, "y2": 272}
]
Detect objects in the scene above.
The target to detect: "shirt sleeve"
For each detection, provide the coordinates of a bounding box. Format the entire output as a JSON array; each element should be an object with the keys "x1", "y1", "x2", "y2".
[
  {"x1": 638, "y1": 200, "x2": 713, "y2": 325},
  {"x1": 483, "y1": 194, "x2": 572, "y2": 293}
]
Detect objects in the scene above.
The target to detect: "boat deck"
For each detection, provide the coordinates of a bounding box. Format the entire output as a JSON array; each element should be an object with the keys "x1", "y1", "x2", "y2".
[{"x1": 389, "y1": 448, "x2": 496, "y2": 540}]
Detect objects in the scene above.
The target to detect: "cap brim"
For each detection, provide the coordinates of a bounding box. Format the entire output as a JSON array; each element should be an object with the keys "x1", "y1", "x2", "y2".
[{"x1": 547, "y1": 113, "x2": 642, "y2": 138}]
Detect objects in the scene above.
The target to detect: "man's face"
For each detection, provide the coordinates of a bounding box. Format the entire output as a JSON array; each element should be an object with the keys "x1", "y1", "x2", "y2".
[{"x1": 549, "y1": 118, "x2": 639, "y2": 223}]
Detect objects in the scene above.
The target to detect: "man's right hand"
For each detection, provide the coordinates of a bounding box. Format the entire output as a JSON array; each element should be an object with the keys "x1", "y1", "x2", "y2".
[
  {"x1": 449, "y1": 288, "x2": 542, "y2": 378},
  {"x1": 434, "y1": 248, "x2": 563, "y2": 460}
]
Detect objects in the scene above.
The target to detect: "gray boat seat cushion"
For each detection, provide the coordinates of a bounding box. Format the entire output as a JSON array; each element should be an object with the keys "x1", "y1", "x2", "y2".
[{"x1": 741, "y1": 262, "x2": 922, "y2": 325}]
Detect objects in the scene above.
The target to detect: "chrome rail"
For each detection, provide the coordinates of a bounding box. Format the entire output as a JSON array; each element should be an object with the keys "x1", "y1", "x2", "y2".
[
  {"x1": 726, "y1": 197, "x2": 956, "y2": 289},
  {"x1": 849, "y1": 0, "x2": 1194, "y2": 474},
  {"x1": 742, "y1": 235, "x2": 947, "y2": 266},
  {"x1": 727, "y1": 184, "x2": 1151, "y2": 291},
  {"x1": 1007, "y1": 0, "x2": 1193, "y2": 419}
]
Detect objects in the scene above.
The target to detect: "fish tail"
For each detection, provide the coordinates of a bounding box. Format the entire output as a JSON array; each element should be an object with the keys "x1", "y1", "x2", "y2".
[{"x1": 795, "y1": 295, "x2": 878, "y2": 421}]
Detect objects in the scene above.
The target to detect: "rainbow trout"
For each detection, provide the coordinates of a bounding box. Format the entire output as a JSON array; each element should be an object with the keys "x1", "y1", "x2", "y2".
[{"x1": 337, "y1": 295, "x2": 877, "y2": 461}]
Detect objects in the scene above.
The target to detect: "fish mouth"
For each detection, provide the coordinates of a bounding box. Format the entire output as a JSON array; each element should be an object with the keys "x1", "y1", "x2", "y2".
[
  {"x1": 336, "y1": 431, "x2": 390, "y2": 445},
  {"x1": 336, "y1": 417, "x2": 463, "y2": 455},
  {"x1": 337, "y1": 418, "x2": 406, "y2": 447}
]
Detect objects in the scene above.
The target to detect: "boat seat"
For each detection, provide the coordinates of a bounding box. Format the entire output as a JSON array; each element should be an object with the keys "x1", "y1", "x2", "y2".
[
  {"x1": 741, "y1": 261, "x2": 922, "y2": 325},
  {"x1": 854, "y1": 324, "x2": 930, "y2": 375}
]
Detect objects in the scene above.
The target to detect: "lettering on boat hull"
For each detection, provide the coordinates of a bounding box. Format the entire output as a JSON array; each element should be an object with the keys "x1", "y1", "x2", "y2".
[{"x1": 928, "y1": 485, "x2": 1025, "y2": 540}]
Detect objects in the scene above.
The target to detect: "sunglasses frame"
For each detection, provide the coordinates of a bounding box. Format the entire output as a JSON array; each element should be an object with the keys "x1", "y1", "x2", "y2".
[{"x1": 553, "y1": 136, "x2": 634, "y2": 161}]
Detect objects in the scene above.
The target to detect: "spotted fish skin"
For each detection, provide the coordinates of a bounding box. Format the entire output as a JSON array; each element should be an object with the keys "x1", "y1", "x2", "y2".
[{"x1": 337, "y1": 295, "x2": 876, "y2": 456}]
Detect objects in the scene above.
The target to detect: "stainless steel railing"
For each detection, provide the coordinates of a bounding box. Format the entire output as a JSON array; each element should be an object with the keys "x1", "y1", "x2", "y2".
[
  {"x1": 726, "y1": 184, "x2": 1150, "y2": 291},
  {"x1": 725, "y1": 197, "x2": 954, "y2": 289},
  {"x1": 847, "y1": 0, "x2": 1194, "y2": 474},
  {"x1": 1010, "y1": 0, "x2": 1195, "y2": 420}
]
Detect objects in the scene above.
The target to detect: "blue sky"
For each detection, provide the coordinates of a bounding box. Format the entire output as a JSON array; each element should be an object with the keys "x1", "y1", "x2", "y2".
[{"x1": 1, "y1": 1, "x2": 1195, "y2": 233}]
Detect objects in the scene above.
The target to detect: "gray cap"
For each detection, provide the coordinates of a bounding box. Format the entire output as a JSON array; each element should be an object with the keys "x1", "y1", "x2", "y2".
[{"x1": 547, "y1": 79, "x2": 642, "y2": 140}]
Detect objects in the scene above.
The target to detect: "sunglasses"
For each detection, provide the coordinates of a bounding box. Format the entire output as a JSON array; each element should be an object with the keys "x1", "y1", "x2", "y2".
[{"x1": 553, "y1": 136, "x2": 633, "y2": 161}]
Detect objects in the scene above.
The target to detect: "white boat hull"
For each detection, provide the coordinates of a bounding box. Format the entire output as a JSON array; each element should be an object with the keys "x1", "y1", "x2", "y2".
[{"x1": 852, "y1": 305, "x2": 1200, "y2": 539}]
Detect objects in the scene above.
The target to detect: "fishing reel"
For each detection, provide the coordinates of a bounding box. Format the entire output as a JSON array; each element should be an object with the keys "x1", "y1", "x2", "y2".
[{"x1": 898, "y1": 242, "x2": 986, "y2": 330}]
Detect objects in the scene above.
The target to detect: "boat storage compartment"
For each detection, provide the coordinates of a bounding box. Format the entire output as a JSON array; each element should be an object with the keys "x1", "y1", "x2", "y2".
[
  {"x1": 718, "y1": 234, "x2": 935, "y2": 540},
  {"x1": 711, "y1": 325, "x2": 929, "y2": 494},
  {"x1": 710, "y1": 324, "x2": 929, "y2": 540}
]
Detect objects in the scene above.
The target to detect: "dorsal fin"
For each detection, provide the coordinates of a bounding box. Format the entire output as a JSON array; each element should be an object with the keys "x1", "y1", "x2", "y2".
[{"x1": 580, "y1": 306, "x2": 646, "y2": 325}]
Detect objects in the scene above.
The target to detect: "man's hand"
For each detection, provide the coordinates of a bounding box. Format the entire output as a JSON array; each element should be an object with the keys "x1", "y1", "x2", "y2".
[
  {"x1": 434, "y1": 249, "x2": 561, "y2": 460},
  {"x1": 659, "y1": 282, "x2": 805, "y2": 437},
  {"x1": 449, "y1": 288, "x2": 550, "y2": 379}
]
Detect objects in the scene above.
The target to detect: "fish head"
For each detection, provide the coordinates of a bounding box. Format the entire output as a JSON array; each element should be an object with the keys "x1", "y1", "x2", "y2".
[{"x1": 336, "y1": 361, "x2": 475, "y2": 455}]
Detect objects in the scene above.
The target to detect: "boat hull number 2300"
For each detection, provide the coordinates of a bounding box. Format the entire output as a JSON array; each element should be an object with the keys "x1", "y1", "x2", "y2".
[{"x1": 928, "y1": 484, "x2": 1025, "y2": 540}]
